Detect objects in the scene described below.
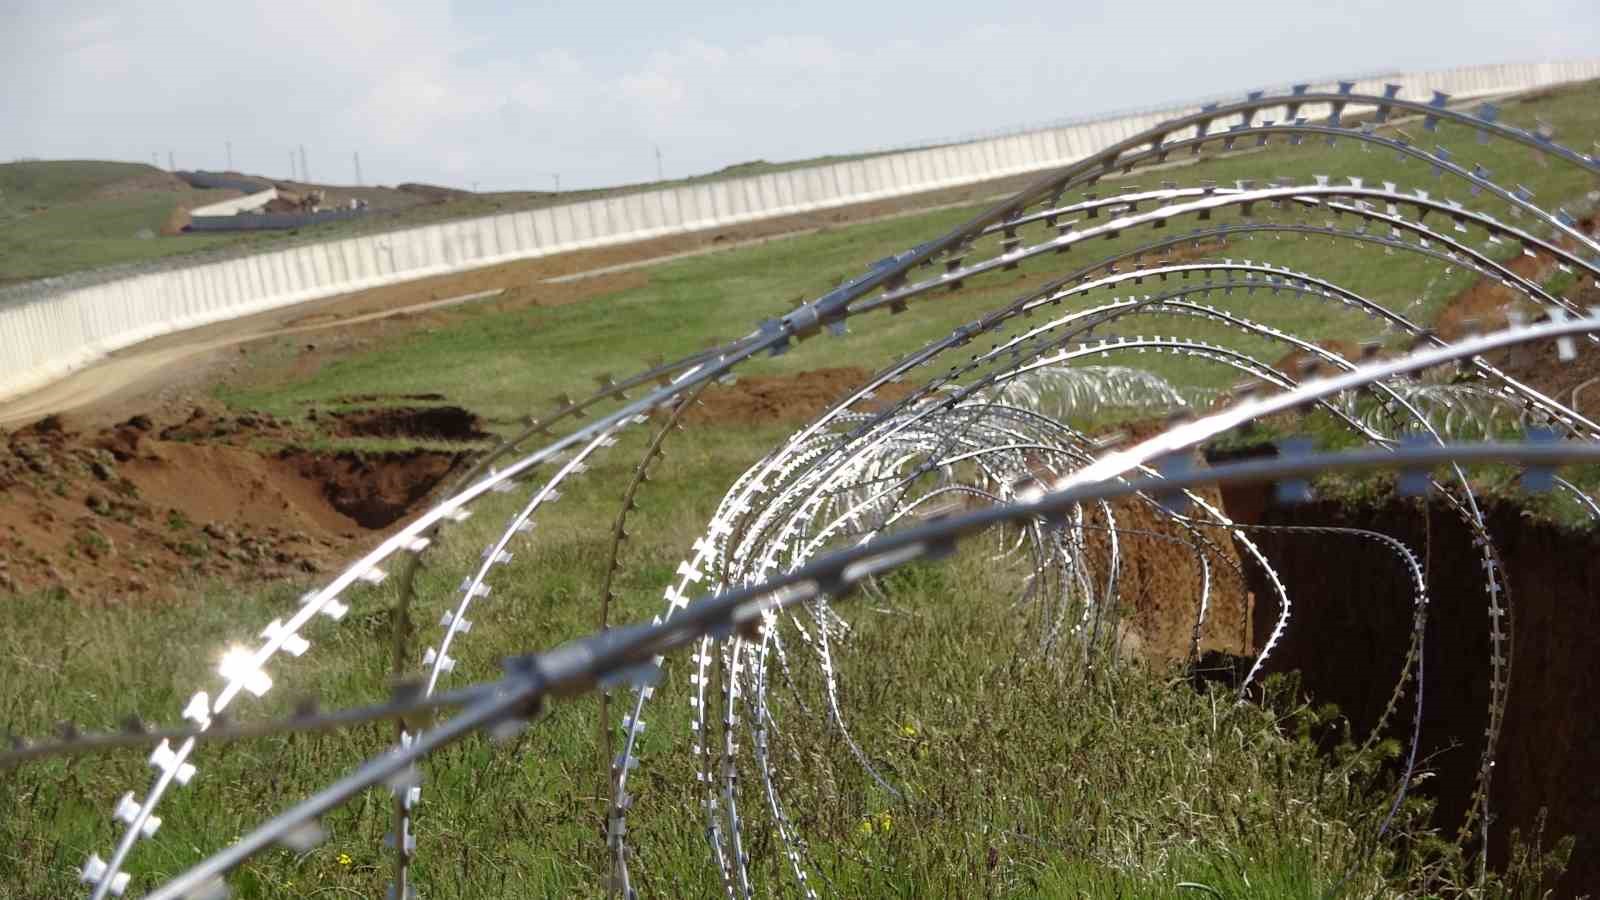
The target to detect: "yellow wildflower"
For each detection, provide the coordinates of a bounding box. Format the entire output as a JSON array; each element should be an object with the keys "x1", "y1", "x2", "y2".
[
  {"x1": 338, "y1": 853, "x2": 352, "y2": 866},
  {"x1": 860, "y1": 810, "x2": 894, "y2": 836}
]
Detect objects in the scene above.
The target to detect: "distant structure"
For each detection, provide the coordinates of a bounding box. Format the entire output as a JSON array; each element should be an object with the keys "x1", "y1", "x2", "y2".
[{"x1": 176, "y1": 171, "x2": 368, "y2": 233}]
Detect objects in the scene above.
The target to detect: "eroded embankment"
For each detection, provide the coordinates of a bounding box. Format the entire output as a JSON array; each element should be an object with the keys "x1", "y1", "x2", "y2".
[
  {"x1": 0, "y1": 404, "x2": 483, "y2": 601},
  {"x1": 1215, "y1": 466, "x2": 1600, "y2": 896}
]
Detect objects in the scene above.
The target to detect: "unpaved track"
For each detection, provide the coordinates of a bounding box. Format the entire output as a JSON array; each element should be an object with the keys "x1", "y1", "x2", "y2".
[{"x1": 0, "y1": 289, "x2": 506, "y2": 428}]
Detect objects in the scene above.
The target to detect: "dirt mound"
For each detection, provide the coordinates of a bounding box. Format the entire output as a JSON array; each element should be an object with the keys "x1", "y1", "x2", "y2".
[
  {"x1": 160, "y1": 205, "x2": 193, "y2": 237},
  {"x1": 1468, "y1": 283, "x2": 1600, "y2": 420},
  {"x1": 687, "y1": 367, "x2": 917, "y2": 425},
  {"x1": 324, "y1": 405, "x2": 491, "y2": 442},
  {"x1": 1435, "y1": 250, "x2": 1554, "y2": 341},
  {"x1": 0, "y1": 407, "x2": 470, "y2": 602},
  {"x1": 154, "y1": 407, "x2": 295, "y2": 443}
]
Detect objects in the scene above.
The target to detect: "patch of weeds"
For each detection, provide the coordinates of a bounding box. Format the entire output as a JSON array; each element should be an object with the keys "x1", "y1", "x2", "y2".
[{"x1": 74, "y1": 530, "x2": 112, "y2": 559}]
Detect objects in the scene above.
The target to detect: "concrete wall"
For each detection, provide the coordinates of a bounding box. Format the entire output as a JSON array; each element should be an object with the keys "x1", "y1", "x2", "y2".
[
  {"x1": 4, "y1": 59, "x2": 1599, "y2": 402},
  {"x1": 188, "y1": 188, "x2": 278, "y2": 217}
]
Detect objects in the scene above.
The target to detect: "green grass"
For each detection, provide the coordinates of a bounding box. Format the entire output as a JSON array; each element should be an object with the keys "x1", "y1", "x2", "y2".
[
  {"x1": 0, "y1": 455, "x2": 1447, "y2": 897},
  {"x1": 0, "y1": 161, "x2": 249, "y2": 285},
  {"x1": 6, "y1": 82, "x2": 1600, "y2": 898}
]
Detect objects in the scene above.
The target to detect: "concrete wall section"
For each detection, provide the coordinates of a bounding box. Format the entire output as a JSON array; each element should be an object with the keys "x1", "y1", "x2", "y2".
[
  {"x1": 188, "y1": 188, "x2": 279, "y2": 217},
  {"x1": 4, "y1": 58, "x2": 1600, "y2": 401}
]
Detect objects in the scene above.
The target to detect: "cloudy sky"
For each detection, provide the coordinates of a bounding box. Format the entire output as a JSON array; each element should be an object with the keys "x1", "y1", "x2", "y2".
[{"x1": 4, "y1": 0, "x2": 1596, "y2": 191}]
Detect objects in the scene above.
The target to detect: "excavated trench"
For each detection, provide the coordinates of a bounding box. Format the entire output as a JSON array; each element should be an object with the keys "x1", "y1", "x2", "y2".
[
  {"x1": 281, "y1": 448, "x2": 467, "y2": 529},
  {"x1": 1212, "y1": 451, "x2": 1600, "y2": 896},
  {"x1": 323, "y1": 404, "x2": 493, "y2": 442}
]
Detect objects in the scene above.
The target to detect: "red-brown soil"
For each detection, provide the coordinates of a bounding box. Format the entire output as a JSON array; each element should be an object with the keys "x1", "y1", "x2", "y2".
[
  {"x1": 1080, "y1": 490, "x2": 1254, "y2": 662},
  {"x1": 1435, "y1": 248, "x2": 1556, "y2": 341},
  {"x1": 0, "y1": 407, "x2": 469, "y2": 602},
  {"x1": 1271, "y1": 338, "x2": 1364, "y2": 378}
]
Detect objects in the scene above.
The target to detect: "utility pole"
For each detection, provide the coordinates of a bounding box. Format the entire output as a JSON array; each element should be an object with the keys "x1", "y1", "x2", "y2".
[
  {"x1": 550, "y1": 173, "x2": 560, "y2": 192},
  {"x1": 353, "y1": 152, "x2": 363, "y2": 187},
  {"x1": 290, "y1": 151, "x2": 297, "y2": 181},
  {"x1": 226, "y1": 140, "x2": 233, "y2": 170},
  {"x1": 299, "y1": 145, "x2": 310, "y2": 184},
  {"x1": 167, "y1": 150, "x2": 175, "y2": 171},
  {"x1": 654, "y1": 144, "x2": 663, "y2": 181},
  {"x1": 153, "y1": 152, "x2": 160, "y2": 169}
]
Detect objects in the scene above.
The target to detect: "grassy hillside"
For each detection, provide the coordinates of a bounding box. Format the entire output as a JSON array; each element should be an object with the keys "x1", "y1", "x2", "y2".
[
  {"x1": 0, "y1": 147, "x2": 898, "y2": 289},
  {"x1": 0, "y1": 161, "x2": 247, "y2": 285}
]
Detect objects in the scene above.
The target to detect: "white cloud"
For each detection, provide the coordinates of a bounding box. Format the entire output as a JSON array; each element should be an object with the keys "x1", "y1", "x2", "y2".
[{"x1": 2, "y1": 0, "x2": 1595, "y2": 189}]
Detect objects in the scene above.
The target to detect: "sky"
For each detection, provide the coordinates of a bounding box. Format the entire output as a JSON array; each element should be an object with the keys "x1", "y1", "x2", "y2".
[{"x1": 4, "y1": 0, "x2": 1597, "y2": 192}]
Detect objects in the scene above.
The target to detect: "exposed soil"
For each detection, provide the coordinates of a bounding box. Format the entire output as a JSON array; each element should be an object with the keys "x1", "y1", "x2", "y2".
[
  {"x1": 686, "y1": 367, "x2": 919, "y2": 426},
  {"x1": 1469, "y1": 284, "x2": 1600, "y2": 422},
  {"x1": 1216, "y1": 469, "x2": 1600, "y2": 897},
  {"x1": 1348, "y1": 214, "x2": 1600, "y2": 425},
  {"x1": 323, "y1": 405, "x2": 492, "y2": 442},
  {"x1": 0, "y1": 406, "x2": 469, "y2": 602},
  {"x1": 1081, "y1": 489, "x2": 1254, "y2": 662},
  {"x1": 281, "y1": 449, "x2": 464, "y2": 529},
  {"x1": 1435, "y1": 248, "x2": 1557, "y2": 341},
  {"x1": 1271, "y1": 338, "x2": 1364, "y2": 378}
]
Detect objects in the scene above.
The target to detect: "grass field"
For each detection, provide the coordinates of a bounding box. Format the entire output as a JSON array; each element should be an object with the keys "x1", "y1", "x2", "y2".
[
  {"x1": 0, "y1": 161, "x2": 248, "y2": 285},
  {"x1": 4, "y1": 82, "x2": 1600, "y2": 898}
]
